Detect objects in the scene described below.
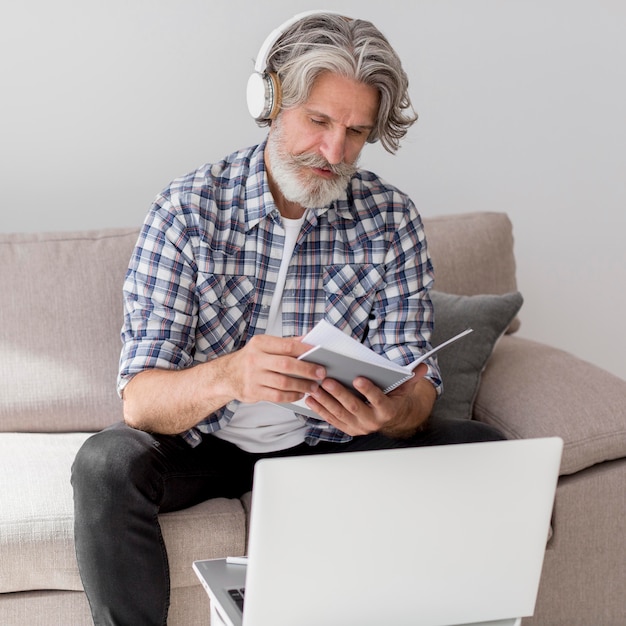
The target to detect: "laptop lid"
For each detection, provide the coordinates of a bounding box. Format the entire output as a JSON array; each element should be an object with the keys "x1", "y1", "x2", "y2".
[{"x1": 197, "y1": 437, "x2": 562, "y2": 626}]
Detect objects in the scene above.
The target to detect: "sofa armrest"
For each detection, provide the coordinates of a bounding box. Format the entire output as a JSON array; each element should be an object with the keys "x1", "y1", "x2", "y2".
[{"x1": 473, "y1": 335, "x2": 626, "y2": 475}]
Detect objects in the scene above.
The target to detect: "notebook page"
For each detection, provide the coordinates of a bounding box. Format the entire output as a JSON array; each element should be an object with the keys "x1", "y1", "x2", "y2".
[{"x1": 301, "y1": 320, "x2": 405, "y2": 371}]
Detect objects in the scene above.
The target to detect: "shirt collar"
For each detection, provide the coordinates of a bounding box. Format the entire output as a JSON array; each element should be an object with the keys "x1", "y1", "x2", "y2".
[{"x1": 243, "y1": 141, "x2": 276, "y2": 233}]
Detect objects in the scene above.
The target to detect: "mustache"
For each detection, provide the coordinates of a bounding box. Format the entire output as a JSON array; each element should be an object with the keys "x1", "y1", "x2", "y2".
[{"x1": 290, "y1": 152, "x2": 357, "y2": 178}]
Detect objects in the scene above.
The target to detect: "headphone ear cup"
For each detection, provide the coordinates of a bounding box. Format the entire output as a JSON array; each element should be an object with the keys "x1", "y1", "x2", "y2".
[
  {"x1": 248, "y1": 11, "x2": 344, "y2": 121},
  {"x1": 246, "y1": 71, "x2": 281, "y2": 121}
]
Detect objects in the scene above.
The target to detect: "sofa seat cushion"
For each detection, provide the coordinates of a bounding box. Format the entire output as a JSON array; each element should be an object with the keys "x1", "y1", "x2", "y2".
[{"x1": 0, "y1": 433, "x2": 246, "y2": 594}]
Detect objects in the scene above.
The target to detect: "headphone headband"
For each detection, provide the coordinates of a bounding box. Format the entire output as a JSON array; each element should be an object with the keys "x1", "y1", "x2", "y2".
[
  {"x1": 247, "y1": 10, "x2": 343, "y2": 121},
  {"x1": 253, "y1": 10, "x2": 341, "y2": 74}
]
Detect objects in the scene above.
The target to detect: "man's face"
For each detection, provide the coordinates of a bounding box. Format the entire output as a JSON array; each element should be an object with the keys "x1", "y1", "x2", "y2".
[{"x1": 265, "y1": 72, "x2": 379, "y2": 210}]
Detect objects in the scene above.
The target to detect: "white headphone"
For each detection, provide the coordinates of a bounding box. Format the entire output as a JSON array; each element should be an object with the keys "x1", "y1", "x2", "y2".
[{"x1": 246, "y1": 10, "x2": 342, "y2": 121}]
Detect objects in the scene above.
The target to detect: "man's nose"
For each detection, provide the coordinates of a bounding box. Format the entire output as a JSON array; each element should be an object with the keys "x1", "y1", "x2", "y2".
[{"x1": 320, "y1": 128, "x2": 346, "y2": 165}]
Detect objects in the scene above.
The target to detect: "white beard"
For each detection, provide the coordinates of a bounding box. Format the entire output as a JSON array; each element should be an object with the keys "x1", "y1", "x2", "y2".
[{"x1": 266, "y1": 122, "x2": 358, "y2": 209}]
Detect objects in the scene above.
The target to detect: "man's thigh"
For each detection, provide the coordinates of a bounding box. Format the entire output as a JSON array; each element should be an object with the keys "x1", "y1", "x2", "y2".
[
  {"x1": 82, "y1": 422, "x2": 259, "y2": 513},
  {"x1": 298, "y1": 416, "x2": 506, "y2": 455}
]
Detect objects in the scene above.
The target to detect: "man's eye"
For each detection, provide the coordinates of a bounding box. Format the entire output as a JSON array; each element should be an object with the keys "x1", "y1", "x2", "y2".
[{"x1": 311, "y1": 118, "x2": 326, "y2": 126}]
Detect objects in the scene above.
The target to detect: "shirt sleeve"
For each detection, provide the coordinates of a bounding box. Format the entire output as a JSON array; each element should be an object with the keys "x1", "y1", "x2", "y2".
[
  {"x1": 117, "y1": 195, "x2": 199, "y2": 397},
  {"x1": 367, "y1": 195, "x2": 442, "y2": 396}
]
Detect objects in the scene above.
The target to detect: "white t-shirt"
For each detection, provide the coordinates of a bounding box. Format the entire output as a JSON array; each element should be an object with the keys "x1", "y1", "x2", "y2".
[{"x1": 212, "y1": 215, "x2": 308, "y2": 452}]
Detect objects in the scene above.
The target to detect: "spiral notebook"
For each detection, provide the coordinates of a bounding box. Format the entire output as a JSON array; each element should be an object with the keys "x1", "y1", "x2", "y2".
[{"x1": 276, "y1": 320, "x2": 472, "y2": 419}]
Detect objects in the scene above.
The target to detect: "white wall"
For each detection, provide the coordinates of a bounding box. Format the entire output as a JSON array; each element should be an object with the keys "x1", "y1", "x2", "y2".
[{"x1": 2, "y1": 0, "x2": 624, "y2": 380}]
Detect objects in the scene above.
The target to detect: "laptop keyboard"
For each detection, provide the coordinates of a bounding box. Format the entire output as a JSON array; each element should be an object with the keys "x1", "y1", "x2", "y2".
[{"x1": 228, "y1": 587, "x2": 245, "y2": 612}]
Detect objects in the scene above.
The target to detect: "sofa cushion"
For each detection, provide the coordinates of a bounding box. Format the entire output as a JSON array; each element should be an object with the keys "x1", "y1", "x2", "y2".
[
  {"x1": 0, "y1": 433, "x2": 246, "y2": 593},
  {"x1": 0, "y1": 229, "x2": 140, "y2": 432},
  {"x1": 422, "y1": 212, "x2": 517, "y2": 295},
  {"x1": 430, "y1": 291, "x2": 524, "y2": 421},
  {"x1": 423, "y1": 212, "x2": 520, "y2": 333}
]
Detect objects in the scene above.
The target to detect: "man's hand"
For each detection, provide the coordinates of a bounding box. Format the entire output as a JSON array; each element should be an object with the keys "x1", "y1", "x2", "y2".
[
  {"x1": 304, "y1": 363, "x2": 436, "y2": 438},
  {"x1": 220, "y1": 335, "x2": 326, "y2": 404}
]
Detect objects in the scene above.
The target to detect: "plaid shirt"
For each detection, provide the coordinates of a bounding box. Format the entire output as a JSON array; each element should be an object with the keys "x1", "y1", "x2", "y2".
[{"x1": 118, "y1": 141, "x2": 441, "y2": 446}]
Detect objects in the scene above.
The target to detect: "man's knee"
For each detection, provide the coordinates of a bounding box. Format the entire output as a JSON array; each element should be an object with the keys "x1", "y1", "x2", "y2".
[
  {"x1": 415, "y1": 416, "x2": 506, "y2": 446},
  {"x1": 450, "y1": 418, "x2": 506, "y2": 443},
  {"x1": 71, "y1": 423, "x2": 157, "y2": 497}
]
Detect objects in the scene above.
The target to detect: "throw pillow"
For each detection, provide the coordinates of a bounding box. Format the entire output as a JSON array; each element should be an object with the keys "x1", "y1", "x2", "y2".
[{"x1": 429, "y1": 291, "x2": 524, "y2": 421}]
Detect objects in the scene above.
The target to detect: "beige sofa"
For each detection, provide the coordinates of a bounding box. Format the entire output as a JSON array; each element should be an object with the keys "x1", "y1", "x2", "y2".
[{"x1": 0, "y1": 212, "x2": 624, "y2": 625}]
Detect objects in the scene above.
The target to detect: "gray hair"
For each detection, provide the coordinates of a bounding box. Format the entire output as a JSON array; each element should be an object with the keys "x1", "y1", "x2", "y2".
[{"x1": 261, "y1": 13, "x2": 417, "y2": 154}]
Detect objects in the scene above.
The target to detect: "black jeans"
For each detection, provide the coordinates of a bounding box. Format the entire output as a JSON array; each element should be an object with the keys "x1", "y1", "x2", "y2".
[{"x1": 71, "y1": 417, "x2": 504, "y2": 626}]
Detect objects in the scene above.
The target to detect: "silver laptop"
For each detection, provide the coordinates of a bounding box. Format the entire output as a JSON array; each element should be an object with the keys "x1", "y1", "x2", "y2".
[{"x1": 193, "y1": 437, "x2": 562, "y2": 626}]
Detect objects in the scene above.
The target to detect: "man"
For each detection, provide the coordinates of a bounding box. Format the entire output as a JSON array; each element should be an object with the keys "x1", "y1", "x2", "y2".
[{"x1": 72, "y1": 12, "x2": 504, "y2": 625}]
